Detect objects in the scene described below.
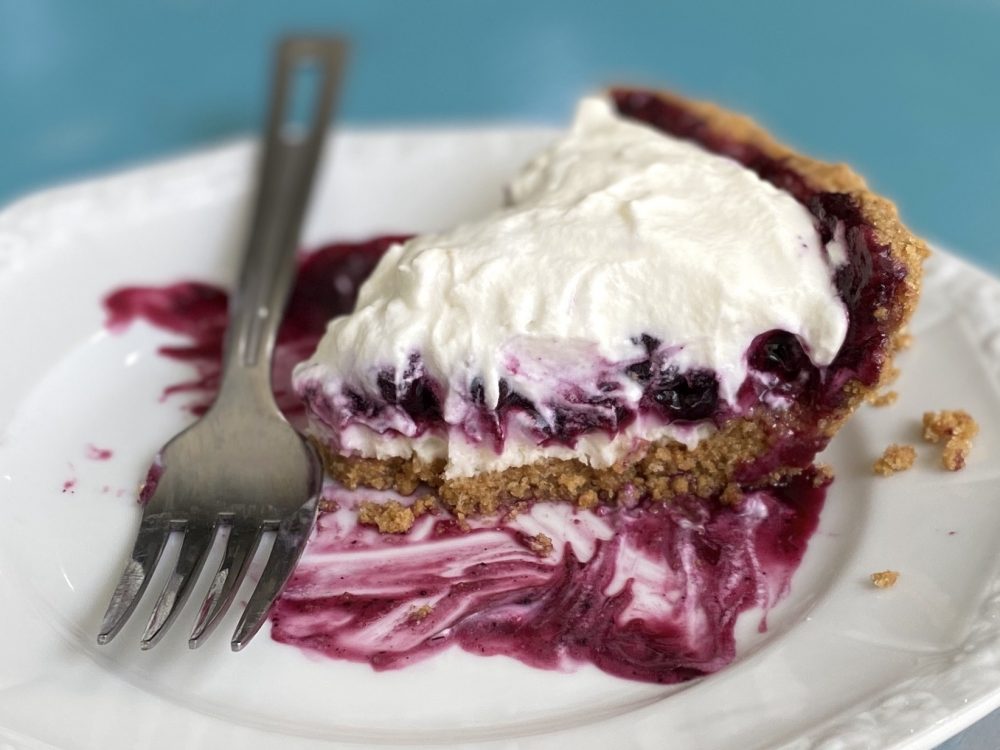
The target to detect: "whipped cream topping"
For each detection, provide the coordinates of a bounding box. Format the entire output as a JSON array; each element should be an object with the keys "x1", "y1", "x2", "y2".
[{"x1": 295, "y1": 96, "x2": 849, "y2": 476}]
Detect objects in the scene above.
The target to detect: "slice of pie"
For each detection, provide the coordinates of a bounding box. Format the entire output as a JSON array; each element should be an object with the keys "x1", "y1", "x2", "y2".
[{"x1": 293, "y1": 88, "x2": 927, "y2": 516}]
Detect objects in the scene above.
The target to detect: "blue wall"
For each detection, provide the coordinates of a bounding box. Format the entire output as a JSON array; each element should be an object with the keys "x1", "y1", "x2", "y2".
[{"x1": 2, "y1": 0, "x2": 998, "y2": 267}]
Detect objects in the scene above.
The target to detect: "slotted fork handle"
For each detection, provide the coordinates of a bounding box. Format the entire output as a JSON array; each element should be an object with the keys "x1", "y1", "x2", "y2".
[{"x1": 223, "y1": 37, "x2": 348, "y2": 395}]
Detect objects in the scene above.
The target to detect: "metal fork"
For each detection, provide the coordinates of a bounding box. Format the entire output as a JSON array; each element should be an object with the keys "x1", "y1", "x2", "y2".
[{"x1": 97, "y1": 36, "x2": 348, "y2": 651}]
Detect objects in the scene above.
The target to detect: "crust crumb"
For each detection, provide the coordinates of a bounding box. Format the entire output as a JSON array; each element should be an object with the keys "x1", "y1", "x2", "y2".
[
  {"x1": 503, "y1": 501, "x2": 529, "y2": 521},
  {"x1": 358, "y1": 497, "x2": 437, "y2": 534},
  {"x1": 358, "y1": 495, "x2": 438, "y2": 534},
  {"x1": 411, "y1": 496, "x2": 439, "y2": 516},
  {"x1": 893, "y1": 327, "x2": 913, "y2": 351},
  {"x1": 358, "y1": 500, "x2": 415, "y2": 534},
  {"x1": 720, "y1": 483, "x2": 744, "y2": 505},
  {"x1": 526, "y1": 533, "x2": 554, "y2": 557},
  {"x1": 922, "y1": 410, "x2": 979, "y2": 471},
  {"x1": 577, "y1": 490, "x2": 599, "y2": 509},
  {"x1": 867, "y1": 390, "x2": 899, "y2": 407},
  {"x1": 873, "y1": 444, "x2": 916, "y2": 476},
  {"x1": 558, "y1": 473, "x2": 587, "y2": 494},
  {"x1": 318, "y1": 498, "x2": 341, "y2": 513},
  {"x1": 870, "y1": 570, "x2": 900, "y2": 589},
  {"x1": 670, "y1": 475, "x2": 690, "y2": 494},
  {"x1": 873, "y1": 306, "x2": 890, "y2": 322},
  {"x1": 813, "y1": 464, "x2": 835, "y2": 486},
  {"x1": 409, "y1": 604, "x2": 433, "y2": 621}
]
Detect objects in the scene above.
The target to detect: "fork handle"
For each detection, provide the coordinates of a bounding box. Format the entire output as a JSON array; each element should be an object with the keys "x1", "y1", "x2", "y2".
[{"x1": 223, "y1": 37, "x2": 348, "y2": 391}]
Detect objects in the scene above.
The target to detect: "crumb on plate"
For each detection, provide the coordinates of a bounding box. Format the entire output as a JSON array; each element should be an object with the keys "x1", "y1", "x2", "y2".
[
  {"x1": 893, "y1": 327, "x2": 913, "y2": 351},
  {"x1": 526, "y1": 532, "x2": 554, "y2": 557},
  {"x1": 318, "y1": 498, "x2": 340, "y2": 513},
  {"x1": 922, "y1": 410, "x2": 979, "y2": 471},
  {"x1": 870, "y1": 570, "x2": 900, "y2": 589},
  {"x1": 867, "y1": 390, "x2": 899, "y2": 407},
  {"x1": 409, "y1": 604, "x2": 433, "y2": 621},
  {"x1": 873, "y1": 444, "x2": 917, "y2": 476},
  {"x1": 358, "y1": 496, "x2": 438, "y2": 534}
]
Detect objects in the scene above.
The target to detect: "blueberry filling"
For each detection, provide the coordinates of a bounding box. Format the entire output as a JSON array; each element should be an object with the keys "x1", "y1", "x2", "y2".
[
  {"x1": 375, "y1": 356, "x2": 444, "y2": 422},
  {"x1": 497, "y1": 378, "x2": 536, "y2": 412},
  {"x1": 750, "y1": 331, "x2": 812, "y2": 381},
  {"x1": 745, "y1": 330, "x2": 819, "y2": 403}
]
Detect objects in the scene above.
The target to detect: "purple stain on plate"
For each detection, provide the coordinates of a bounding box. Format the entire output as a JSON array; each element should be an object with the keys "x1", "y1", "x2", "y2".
[
  {"x1": 271, "y1": 472, "x2": 826, "y2": 684},
  {"x1": 85, "y1": 444, "x2": 113, "y2": 461},
  {"x1": 103, "y1": 237, "x2": 405, "y2": 420}
]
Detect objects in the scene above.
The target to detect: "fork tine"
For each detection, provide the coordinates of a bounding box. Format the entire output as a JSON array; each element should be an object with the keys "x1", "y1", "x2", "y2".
[
  {"x1": 187, "y1": 521, "x2": 261, "y2": 649},
  {"x1": 97, "y1": 516, "x2": 171, "y2": 645},
  {"x1": 139, "y1": 523, "x2": 215, "y2": 649},
  {"x1": 230, "y1": 503, "x2": 315, "y2": 651}
]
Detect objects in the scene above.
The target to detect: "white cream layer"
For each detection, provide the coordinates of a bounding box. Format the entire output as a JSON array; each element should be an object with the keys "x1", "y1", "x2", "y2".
[
  {"x1": 295, "y1": 96, "x2": 849, "y2": 478},
  {"x1": 336, "y1": 418, "x2": 716, "y2": 479}
]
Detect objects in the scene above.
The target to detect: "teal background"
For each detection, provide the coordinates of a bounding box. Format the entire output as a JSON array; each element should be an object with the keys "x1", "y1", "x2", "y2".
[
  {"x1": 2, "y1": 0, "x2": 1000, "y2": 268},
  {"x1": 0, "y1": 1, "x2": 998, "y2": 747}
]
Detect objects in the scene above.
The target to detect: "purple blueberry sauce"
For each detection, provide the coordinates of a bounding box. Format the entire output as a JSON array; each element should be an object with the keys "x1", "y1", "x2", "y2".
[
  {"x1": 103, "y1": 236, "x2": 405, "y2": 419},
  {"x1": 104, "y1": 235, "x2": 829, "y2": 684},
  {"x1": 85, "y1": 444, "x2": 113, "y2": 460},
  {"x1": 271, "y1": 472, "x2": 825, "y2": 683}
]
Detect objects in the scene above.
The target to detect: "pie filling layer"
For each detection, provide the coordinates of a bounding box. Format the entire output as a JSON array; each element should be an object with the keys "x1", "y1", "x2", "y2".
[{"x1": 292, "y1": 96, "x2": 861, "y2": 482}]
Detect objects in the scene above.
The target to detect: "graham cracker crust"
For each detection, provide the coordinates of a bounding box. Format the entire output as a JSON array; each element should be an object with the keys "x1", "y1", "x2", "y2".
[{"x1": 323, "y1": 404, "x2": 841, "y2": 516}]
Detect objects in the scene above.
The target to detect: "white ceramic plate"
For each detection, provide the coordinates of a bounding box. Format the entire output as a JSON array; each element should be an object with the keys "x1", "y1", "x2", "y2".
[{"x1": 1, "y1": 128, "x2": 999, "y2": 750}]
